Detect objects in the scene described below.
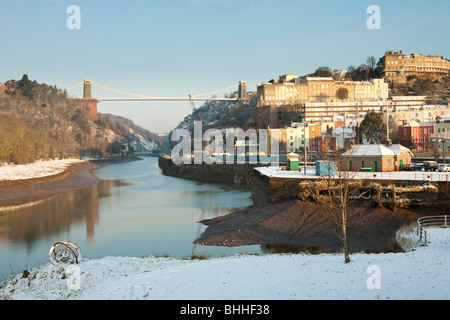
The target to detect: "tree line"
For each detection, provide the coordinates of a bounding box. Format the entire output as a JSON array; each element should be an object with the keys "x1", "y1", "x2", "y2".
[{"x1": 0, "y1": 75, "x2": 155, "y2": 164}]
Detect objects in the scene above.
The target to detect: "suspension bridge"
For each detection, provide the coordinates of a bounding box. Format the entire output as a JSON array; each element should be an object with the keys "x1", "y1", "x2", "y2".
[{"x1": 67, "y1": 79, "x2": 255, "y2": 120}]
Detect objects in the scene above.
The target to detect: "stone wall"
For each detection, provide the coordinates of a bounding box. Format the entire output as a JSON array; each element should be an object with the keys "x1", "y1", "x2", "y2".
[
  {"x1": 158, "y1": 156, "x2": 260, "y2": 187},
  {"x1": 252, "y1": 169, "x2": 450, "y2": 208}
]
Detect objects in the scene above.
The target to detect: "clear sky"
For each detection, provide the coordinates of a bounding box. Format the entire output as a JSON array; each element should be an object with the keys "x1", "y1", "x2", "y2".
[{"x1": 1, "y1": 0, "x2": 449, "y2": 133}]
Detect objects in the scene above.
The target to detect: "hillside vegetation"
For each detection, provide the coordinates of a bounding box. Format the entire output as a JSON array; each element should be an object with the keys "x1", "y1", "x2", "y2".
[{"x1": 0, "y1": 75, "x2": 162, "y2": 164}]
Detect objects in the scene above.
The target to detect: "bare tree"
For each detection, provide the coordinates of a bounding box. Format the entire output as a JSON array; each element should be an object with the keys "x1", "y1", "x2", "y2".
[
  {"x1": 366, "y1": 56, "x2": 377, "y2": 71},
  {"x1": 322, "y1": 149, "x2": 364, "y2": 263}
]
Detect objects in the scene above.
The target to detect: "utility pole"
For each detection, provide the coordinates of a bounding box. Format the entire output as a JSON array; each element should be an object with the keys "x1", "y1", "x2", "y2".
[
  {"x1": 386, "y1": 107, "x2": 389, "y2": 142},
  {"x1": 302, "y1": 104, "x2": 307, "y2": 175}
]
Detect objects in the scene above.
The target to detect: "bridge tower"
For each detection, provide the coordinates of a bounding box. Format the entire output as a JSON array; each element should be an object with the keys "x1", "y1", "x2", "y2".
[
  {"x1": 238, "y1": 81, "x2": 248, "y2": 101},
  {"x1": 83, "y1": 79, "x2": 92, "y2": 99},
  {"x1": 80, "y1": 79, "x2": 98, "y2": 121}
]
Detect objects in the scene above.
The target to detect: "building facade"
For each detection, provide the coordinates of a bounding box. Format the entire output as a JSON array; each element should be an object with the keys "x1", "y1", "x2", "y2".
[
  {"x1": 398, "y1": 121, "x2": 435, "y2": 150},
  {"x1": 435, "y1": 117, "x2": 450, "y2": 139},
  {"x1": 285, "y1": 125, "x2": 307, "y2": 153},
  {"x1": 381, "y1": 50, "x2": 450, "y2": 83},
  {"x1": 315, "y1": 132, "x2": 335, "y2": 152},
  {"x1": 256, "y1": 75, "x2": 389, "y2": 107}
]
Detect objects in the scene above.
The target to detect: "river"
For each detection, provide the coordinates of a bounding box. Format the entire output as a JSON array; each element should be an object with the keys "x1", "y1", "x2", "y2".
[{"x1": 0, "y1": 156, "x2": 261, "y2": 281}]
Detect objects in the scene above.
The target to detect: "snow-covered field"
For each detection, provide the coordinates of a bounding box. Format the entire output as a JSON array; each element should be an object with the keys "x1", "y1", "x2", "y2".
[
  {"x1": 1, "y1": 228, "x2": 449, "y2": 300},
  {"x1": 0, "y1": 159, "x2": 84, "y2": 181}
]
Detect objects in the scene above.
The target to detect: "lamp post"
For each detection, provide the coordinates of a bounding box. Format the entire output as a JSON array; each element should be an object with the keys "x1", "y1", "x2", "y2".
[{"x1": 304, "y1": 127, "x2": 307, "y2": 175}]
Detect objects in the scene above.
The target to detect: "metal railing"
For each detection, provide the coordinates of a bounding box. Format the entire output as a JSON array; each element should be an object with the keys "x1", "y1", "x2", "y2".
[{"x1": 416, "y1": 215, "x2": 449, "y2": 244}]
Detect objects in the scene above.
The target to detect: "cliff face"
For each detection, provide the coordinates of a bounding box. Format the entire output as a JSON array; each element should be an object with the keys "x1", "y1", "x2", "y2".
[
  {"x1": 98, "y1": 113, "x2": 164, "y2": 155},
  {"x1": 171, "y1": 96, "x2": 257, "y2": 133}
]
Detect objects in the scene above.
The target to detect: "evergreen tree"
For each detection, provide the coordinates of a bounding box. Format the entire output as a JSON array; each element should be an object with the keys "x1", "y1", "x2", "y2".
[
  {"x1": 359, "y1": 111, "x2": 383, "y2": 143},
  {"x1": 19, "y1": 74, "x2": 34, "y2": 99}
]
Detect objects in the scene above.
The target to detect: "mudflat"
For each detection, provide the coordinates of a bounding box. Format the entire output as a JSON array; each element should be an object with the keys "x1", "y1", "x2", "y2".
[
  {"x1": 0, "y1": 161, "x2": 100, "y2": 208},
  {"x1": 195, "y1": 199, "x2": 449, "y2": 253}
]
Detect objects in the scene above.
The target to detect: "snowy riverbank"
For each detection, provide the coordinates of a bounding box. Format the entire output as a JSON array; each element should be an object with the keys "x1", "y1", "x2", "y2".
[
  {"x1": 1, "y1": 228, "x2": 449, "y2": 300},
  {"x1": 0, "y1": 159, "x2": 99, "y2": 208},
  {"x1": 0, "y1": 159, "x2": 85, "y2": 181}
]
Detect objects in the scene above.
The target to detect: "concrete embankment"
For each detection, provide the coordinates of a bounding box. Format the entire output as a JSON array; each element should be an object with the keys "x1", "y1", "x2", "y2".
[{"x1": 158, "y1": 155, "x2": 261, "y2": 187}]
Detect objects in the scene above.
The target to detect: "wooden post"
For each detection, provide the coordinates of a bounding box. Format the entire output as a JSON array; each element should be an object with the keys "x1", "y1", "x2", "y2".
[
  {"x1": 392, "y1": 185, "x2": 397, "y2": 210},
  {"x1": 377, "y1": 185, "x2": 383, "y2": 208}
]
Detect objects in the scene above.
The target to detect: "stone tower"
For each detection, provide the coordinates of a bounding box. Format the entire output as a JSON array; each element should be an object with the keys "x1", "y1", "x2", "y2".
[
  {"x1": 238, "y1": 81, "x2": 248, "y2": 101},
  {"x1": 83, "y1": 79, "x2": 92, "y2": 99},
  {"x1": 80, "y1": 79, "x2": 98, "y2": 120}
]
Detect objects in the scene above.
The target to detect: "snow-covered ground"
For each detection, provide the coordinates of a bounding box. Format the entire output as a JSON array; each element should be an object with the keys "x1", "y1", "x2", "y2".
[
  {"x1": 0, "y1": 159, "x2": 84, "y2": 181},
  {"x1": 1, "y1": 227, "x2": 449, "y2": 300}
]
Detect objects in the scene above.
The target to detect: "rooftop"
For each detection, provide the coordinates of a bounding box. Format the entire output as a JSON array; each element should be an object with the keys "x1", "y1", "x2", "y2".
[{"x1": 342, "y1": 144, "x2": 395, "y2": 157}]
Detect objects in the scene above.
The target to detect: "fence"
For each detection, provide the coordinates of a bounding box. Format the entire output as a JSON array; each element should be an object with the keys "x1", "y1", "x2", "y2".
[
  {"x1": 357, "y1": 171, "x2": 450, "y2": 182},
  {"x1": 416, "y1": 215, "x2": 449, "y2": 244}
]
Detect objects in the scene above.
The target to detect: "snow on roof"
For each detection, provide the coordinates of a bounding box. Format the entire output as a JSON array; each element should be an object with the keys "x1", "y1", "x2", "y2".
[
  {"x1": 420, "y1": 122, "x2": 435, "y2": 126},
  {"x1": 342, "y1": 144, "x2": 395, "y2": 157},
  {"x1": 305, "y1": 77, "x2": 334, "y2": 81},
  {"x1": 387, "y1": 144, "x2": 413, "y2": 156}
]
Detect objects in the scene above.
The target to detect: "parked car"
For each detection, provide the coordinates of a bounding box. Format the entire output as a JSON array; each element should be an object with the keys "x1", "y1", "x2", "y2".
[
  {"x1": 403, "y1": 163, "x2": 422, "y2": 171},
  {"x1": 438, "y1": 164, "x2": 450, "y2": 172},
  {"x1": 423, "y1": 161, "x2": 438, "y2": 171}
]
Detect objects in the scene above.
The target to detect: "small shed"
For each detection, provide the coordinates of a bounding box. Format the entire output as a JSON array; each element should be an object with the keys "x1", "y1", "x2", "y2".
[
  {"x1": 315, "y1": 161, "x2": 335, "y2": 176},
  {"x1": 288, "y1": 158, "x2": 299, "y2": 171},
  {"x1": 286, "y1": 153, "x2": 299, "y2": 171},
  {"x1": 341, "y1": 144, "x2": 397, "y2": 172}
]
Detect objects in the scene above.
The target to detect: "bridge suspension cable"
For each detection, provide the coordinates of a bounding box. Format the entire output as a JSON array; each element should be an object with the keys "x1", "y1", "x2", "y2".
[
  {"x1": 189, "y1": 84, "x2": 238, "y2": 97},
  {"x1": 90, "y1": 82, "x2": 168, "y2": 99},
  {"x1": 86, "y1": 81, "x2": 239, "y2": 99},
  {"x1": 66, "y1": 82, "x2": 84, "y2": 91}
]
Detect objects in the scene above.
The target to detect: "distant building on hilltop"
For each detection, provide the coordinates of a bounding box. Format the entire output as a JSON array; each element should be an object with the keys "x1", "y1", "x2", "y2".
[
  {"x1": 380, "y1": 50, "x2": 450, "y2": 83},
  {"x1": 332, "y1": 69, "x2": 347, "y2": 81},
  {"x1": 256, "y1": 74, "x2": 389, "y2": 107}
]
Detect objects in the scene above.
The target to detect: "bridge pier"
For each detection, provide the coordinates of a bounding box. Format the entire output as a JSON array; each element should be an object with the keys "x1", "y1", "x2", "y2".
[{"x1": 79, "y1": 79, "x2": 98, "y2": 121}]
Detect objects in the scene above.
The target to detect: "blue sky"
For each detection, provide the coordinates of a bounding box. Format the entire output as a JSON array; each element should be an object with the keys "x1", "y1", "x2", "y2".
[{"x1": 1, "y1": 0, "x2": 449, "y2": 132}]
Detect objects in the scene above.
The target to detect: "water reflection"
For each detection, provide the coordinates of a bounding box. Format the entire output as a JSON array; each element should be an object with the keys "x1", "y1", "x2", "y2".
[
  {"x1": 0, "y1": 179, "x2": 129, "y2": 252},
  {"x1": 0, "y1": 156, "x2": 259, "y2": 280}
]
